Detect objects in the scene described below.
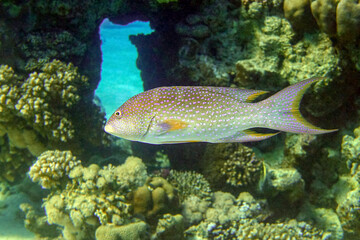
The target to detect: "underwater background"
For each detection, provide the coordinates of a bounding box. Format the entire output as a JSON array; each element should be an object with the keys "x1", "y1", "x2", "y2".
[{"x1": 0, "y1": 0, "x2": 360, "y2": 239}]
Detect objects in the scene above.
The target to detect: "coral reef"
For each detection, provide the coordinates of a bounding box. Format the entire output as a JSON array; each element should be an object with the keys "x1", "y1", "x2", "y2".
[
  {"x1": 2, "y1": 0, "x2": 360, "y2": 239},
  {"x1": 310, "y1": 0, "x2": 337, "y2": 36},
  {"x1": 263, "y1": 167, "x2": 305, "y2": 204},
  {"x1": 29, "y1": 154, "x2": 148, "y2": 239},
  {"x1": 29, "y1": 153, "x2": 186, "y2": 239}
]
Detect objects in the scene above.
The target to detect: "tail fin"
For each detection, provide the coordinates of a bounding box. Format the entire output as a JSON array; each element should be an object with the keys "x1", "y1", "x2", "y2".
[{"x1": 260, "y1": 77, "x2": 337, "y2": 134}]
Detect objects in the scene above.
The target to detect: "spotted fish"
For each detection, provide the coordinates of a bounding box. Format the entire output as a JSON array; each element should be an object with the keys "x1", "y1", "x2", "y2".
[{"x1": 104, "y1": 78, "x2": 337, "y2": 144}]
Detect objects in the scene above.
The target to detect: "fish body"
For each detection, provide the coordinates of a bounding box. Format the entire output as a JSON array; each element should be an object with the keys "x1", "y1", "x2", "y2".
[{"x1": 104, "y1": 78, "x2": 337, "y2": 144}]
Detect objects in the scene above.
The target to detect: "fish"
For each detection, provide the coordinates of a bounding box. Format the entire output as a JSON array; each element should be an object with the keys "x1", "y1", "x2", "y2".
[{"x1": 104, "y1": 77, "x2": 337, "y2": 144}]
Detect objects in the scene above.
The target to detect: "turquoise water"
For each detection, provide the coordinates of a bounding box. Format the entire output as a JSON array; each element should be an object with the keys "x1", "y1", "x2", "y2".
[{"x1": 96, "y1": 19, "x2": 153, "y2": 119}]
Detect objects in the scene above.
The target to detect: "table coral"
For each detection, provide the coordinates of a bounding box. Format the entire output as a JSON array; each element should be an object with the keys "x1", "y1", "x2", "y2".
[
  {"x1": 220, "y1": 145, "x2": 263, "y2": 187},
  {"x1": 29, "y1": 150, "x2": 81, "y2": 189}
]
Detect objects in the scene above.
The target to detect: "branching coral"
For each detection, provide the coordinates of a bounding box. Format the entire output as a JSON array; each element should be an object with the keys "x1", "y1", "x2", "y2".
[
  {"x1": 220, "y1": 145, "x2": 263, "y2": 187},
  {"x1": 0, "y1": 65, "x2": 20, "y2": 122},
  {"x1": 29, "y1": 150, "x2": 81, "y2": 189},
  {"x1": 0, "y1": 60, "x2": 105, "y2": 181},
  {"x1": 15, "y1": 60, "x2": 88, "y2": 142}
]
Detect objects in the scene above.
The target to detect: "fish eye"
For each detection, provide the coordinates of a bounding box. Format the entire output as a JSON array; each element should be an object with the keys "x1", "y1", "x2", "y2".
[{"x1": 115, "y1": 111, "x2": 122, "y2": 118}]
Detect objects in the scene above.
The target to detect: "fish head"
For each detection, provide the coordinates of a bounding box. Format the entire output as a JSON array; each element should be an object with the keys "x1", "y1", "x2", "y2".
[{"x1": 104, "y1": 94, "x2": 153, "y2": 141}]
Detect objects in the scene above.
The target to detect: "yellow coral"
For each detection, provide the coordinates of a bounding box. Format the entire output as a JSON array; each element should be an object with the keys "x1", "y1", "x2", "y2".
[{"x1": 29, "y1": 150, "x2": 81, "y2": 189}]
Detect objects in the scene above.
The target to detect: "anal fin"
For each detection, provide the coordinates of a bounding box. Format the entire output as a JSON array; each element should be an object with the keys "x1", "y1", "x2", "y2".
[{"x1": 216, "y1": 130, "x2": 279, "y2": 143}]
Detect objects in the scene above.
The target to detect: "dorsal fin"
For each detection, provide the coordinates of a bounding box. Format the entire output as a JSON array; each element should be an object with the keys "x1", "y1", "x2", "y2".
[{"x1": 199, "y1": 87, "x2": 268, "y2": 103}]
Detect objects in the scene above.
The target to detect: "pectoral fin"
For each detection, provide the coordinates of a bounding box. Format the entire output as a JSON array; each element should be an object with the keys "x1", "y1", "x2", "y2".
[{"x1": 156, "y1": 119, "x2": 189, "y2": 135}]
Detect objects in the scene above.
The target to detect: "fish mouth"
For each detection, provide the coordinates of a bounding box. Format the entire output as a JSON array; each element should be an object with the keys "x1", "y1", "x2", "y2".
[{"x1": 104, "y1": 124, "x2": 115, "y2": 134}]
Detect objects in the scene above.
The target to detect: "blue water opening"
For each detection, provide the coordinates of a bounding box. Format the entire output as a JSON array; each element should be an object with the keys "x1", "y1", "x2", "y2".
[{"x1": 96, "y1": 19, "x2": 153, "y2": 119}]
